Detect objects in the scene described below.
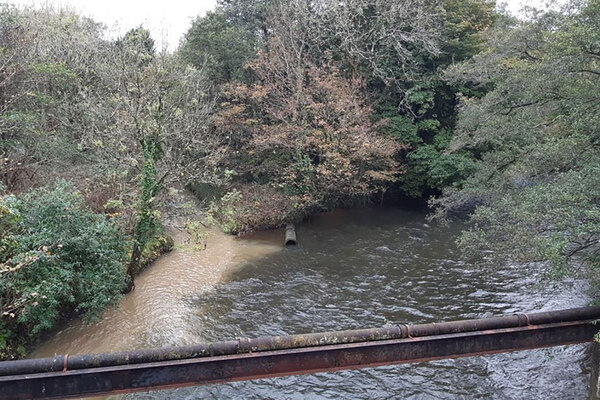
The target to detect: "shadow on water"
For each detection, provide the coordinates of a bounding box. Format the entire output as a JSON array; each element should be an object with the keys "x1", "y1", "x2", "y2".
[{"x1": 123, "y1": 208, "x2": 589, "y2": 400}]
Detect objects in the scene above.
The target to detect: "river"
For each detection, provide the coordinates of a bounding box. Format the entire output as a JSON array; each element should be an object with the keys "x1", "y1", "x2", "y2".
[{"x1": 31, "y1": 208, "x2": 590, "y2": 399}]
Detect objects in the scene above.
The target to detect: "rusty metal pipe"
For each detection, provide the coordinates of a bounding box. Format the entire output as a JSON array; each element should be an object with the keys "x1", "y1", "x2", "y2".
[
  {"x1": 0, "y1": 318, "x2": 598, "y2": 399},
  {"x1": 1, "y1": 306, "x2": 599, "y2": 377}
]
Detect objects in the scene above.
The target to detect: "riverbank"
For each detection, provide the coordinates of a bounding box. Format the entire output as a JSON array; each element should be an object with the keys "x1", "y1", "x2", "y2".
[{"x1": 29, "y1": 225, "x2": 283, "y2": 358}]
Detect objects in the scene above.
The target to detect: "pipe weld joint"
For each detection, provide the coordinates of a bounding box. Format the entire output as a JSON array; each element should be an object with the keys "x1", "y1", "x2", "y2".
[
  {"x1": 237, "y1": 337, "x2": 252, "y2": 353},
  {"x1": 515, "y1": 313, "x2": 531, "y2": 326}
]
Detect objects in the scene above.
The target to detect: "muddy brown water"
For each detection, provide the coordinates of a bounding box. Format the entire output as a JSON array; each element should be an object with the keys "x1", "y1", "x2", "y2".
[{"x1": 31, "y1": 208, "x2": 589, "y2": 399}]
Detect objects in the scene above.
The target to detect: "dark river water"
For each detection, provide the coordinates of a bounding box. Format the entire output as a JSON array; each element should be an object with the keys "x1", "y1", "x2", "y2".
[
  {"x1": 130, "y1": 208, "x2": 589, "y2": 399},
  {"x1": 33, "y1": 207, "x2": 590, "y2": 399}
]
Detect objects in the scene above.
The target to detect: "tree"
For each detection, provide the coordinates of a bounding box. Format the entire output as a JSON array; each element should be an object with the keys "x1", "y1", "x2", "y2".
[
  {"x1": 439, "y1": 0, "x2": 497, "y2": 66},
  {"x1": 0, "y1": 5, "x2": 108, "y2": 191},
  {"x1": 179, "y1": 0, "x2": 495, "y2": 226},
  {"x1": 316, "y1": 0, "x2": 443, "y2": 86},
  {"x1": 0, "y1": 6, "x2": 224, "y2": 290},
  {"x1": 432, "y1": 0, "x2": 600, "y2": 276},
  {"x1": 210, "y1": 2, "x2": 401, "y2": 232},
  {"x1": 179, "y1": 9, "x2": 257, "y2": 83},
  {"x1": 369, "y1": 0, "x2": 496, "y2": 199},
  {"x1": 96, "y1": 28, "x2": 224, "y2": 288},
  {"x1": 218, "y1": 0, "x2": 280, "y2": 39}
]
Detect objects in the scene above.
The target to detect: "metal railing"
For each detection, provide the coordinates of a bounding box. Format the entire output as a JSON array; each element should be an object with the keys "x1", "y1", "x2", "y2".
[{"x1": 1, "y1": 306, "x2": 599, "y2": 399}]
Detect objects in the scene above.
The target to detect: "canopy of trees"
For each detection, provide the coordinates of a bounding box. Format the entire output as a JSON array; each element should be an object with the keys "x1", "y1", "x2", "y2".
[
  {"x1": 182, "y1": 0, "x2": 496, "y2": 230},
  {"x1": 433, "y1": 0, "x2": 600, "y2": 277}
]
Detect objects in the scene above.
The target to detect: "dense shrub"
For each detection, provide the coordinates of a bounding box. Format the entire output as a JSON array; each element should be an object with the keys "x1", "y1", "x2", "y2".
[
  {"x1": 137, "y1": 232, "x2": 175, "y2": 274},
  {"x1": 0, "y1": 182, "x2": 127, "y2": 359},
  {"x1": 208, "y1": 184, "x2": 307, "y2": 234}
]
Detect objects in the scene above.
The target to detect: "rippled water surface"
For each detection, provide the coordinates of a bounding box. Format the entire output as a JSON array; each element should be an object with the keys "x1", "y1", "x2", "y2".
[{"x1": 34, "y1": 208, "x2": 589, "y2": 399}]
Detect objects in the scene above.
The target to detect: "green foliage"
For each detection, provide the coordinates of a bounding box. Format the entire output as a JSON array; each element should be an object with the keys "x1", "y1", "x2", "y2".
[
  {"x1": 0, "y1": 1, "x2": 226, "y2": 358},
  {"x1": 439, "y1": 0, "x2": 497, "y2": 64},
  {"x1": 177, "y1": 0, "x2": 495, "y2": 208},
  {"x1": 0, "y1": 187, "x2": 20, "y2": 261},
  {"x1": 366, "y1": 0, "x2": 494, "y2": 199},
  {"x1": 208, "y1": 189, "x2": 243, "y2": 234},
  {"x1": 288, "y1": 152, "x2": 317, "y2": 197},
  {"x1": 456, "y1": 162, "x2": 600, "y2": 276},
  {"x1": 373, "y1": 81, "x2": 478, "y2": 198},
  {"x1": 218, "y1": 0, "x2": 280, "y2": 38},
  {"x1": 402, "y1": 144, "x2": 477, "y2": 197},
  {"x1": 180, "y1": 9, "x2": 257, "y2": 83},
  {"x1": 0, "y1": 182, "x2": 127, "y2": 359},
  {"x1": 0, "y1": 5, "x2": 112, "y2": 190},
  {"x1": 138, "y1": 232, "x2": 174, "y2": 271},
  {"x1": 375, "y1": 108, "x2": 421, "y2": 145},
  {"x1": 406, "y1": 83, "x2": 437, "y2": 116},
  {"x1": 128, "y1": 135, "x2": 162, "y2": 281},
  {"x1": 181, "y1": 219, "x2": 207, "y2": 251},
  {"x1": 1, "y1": 3, "x2": 222, "y2": 296},
  {"x1": 28, "y1": 62, "x2": 79, "y2": 87},
  {"x1": 120, "y1": 27, "x2": 155, "y2": 55},
  {"x1": 434, "y1": 0, "x2": 600, "y2": 278}
]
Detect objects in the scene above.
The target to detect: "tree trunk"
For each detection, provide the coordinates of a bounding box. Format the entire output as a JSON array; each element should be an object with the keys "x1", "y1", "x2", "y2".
[{"x1": 125, "y1": 242, "x2": 142, "y2": 293}]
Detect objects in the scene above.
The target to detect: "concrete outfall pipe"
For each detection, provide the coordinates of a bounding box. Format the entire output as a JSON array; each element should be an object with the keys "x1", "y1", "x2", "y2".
[{"x1": 285, "y1": 224, "x2": 297, "y2": 246}]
